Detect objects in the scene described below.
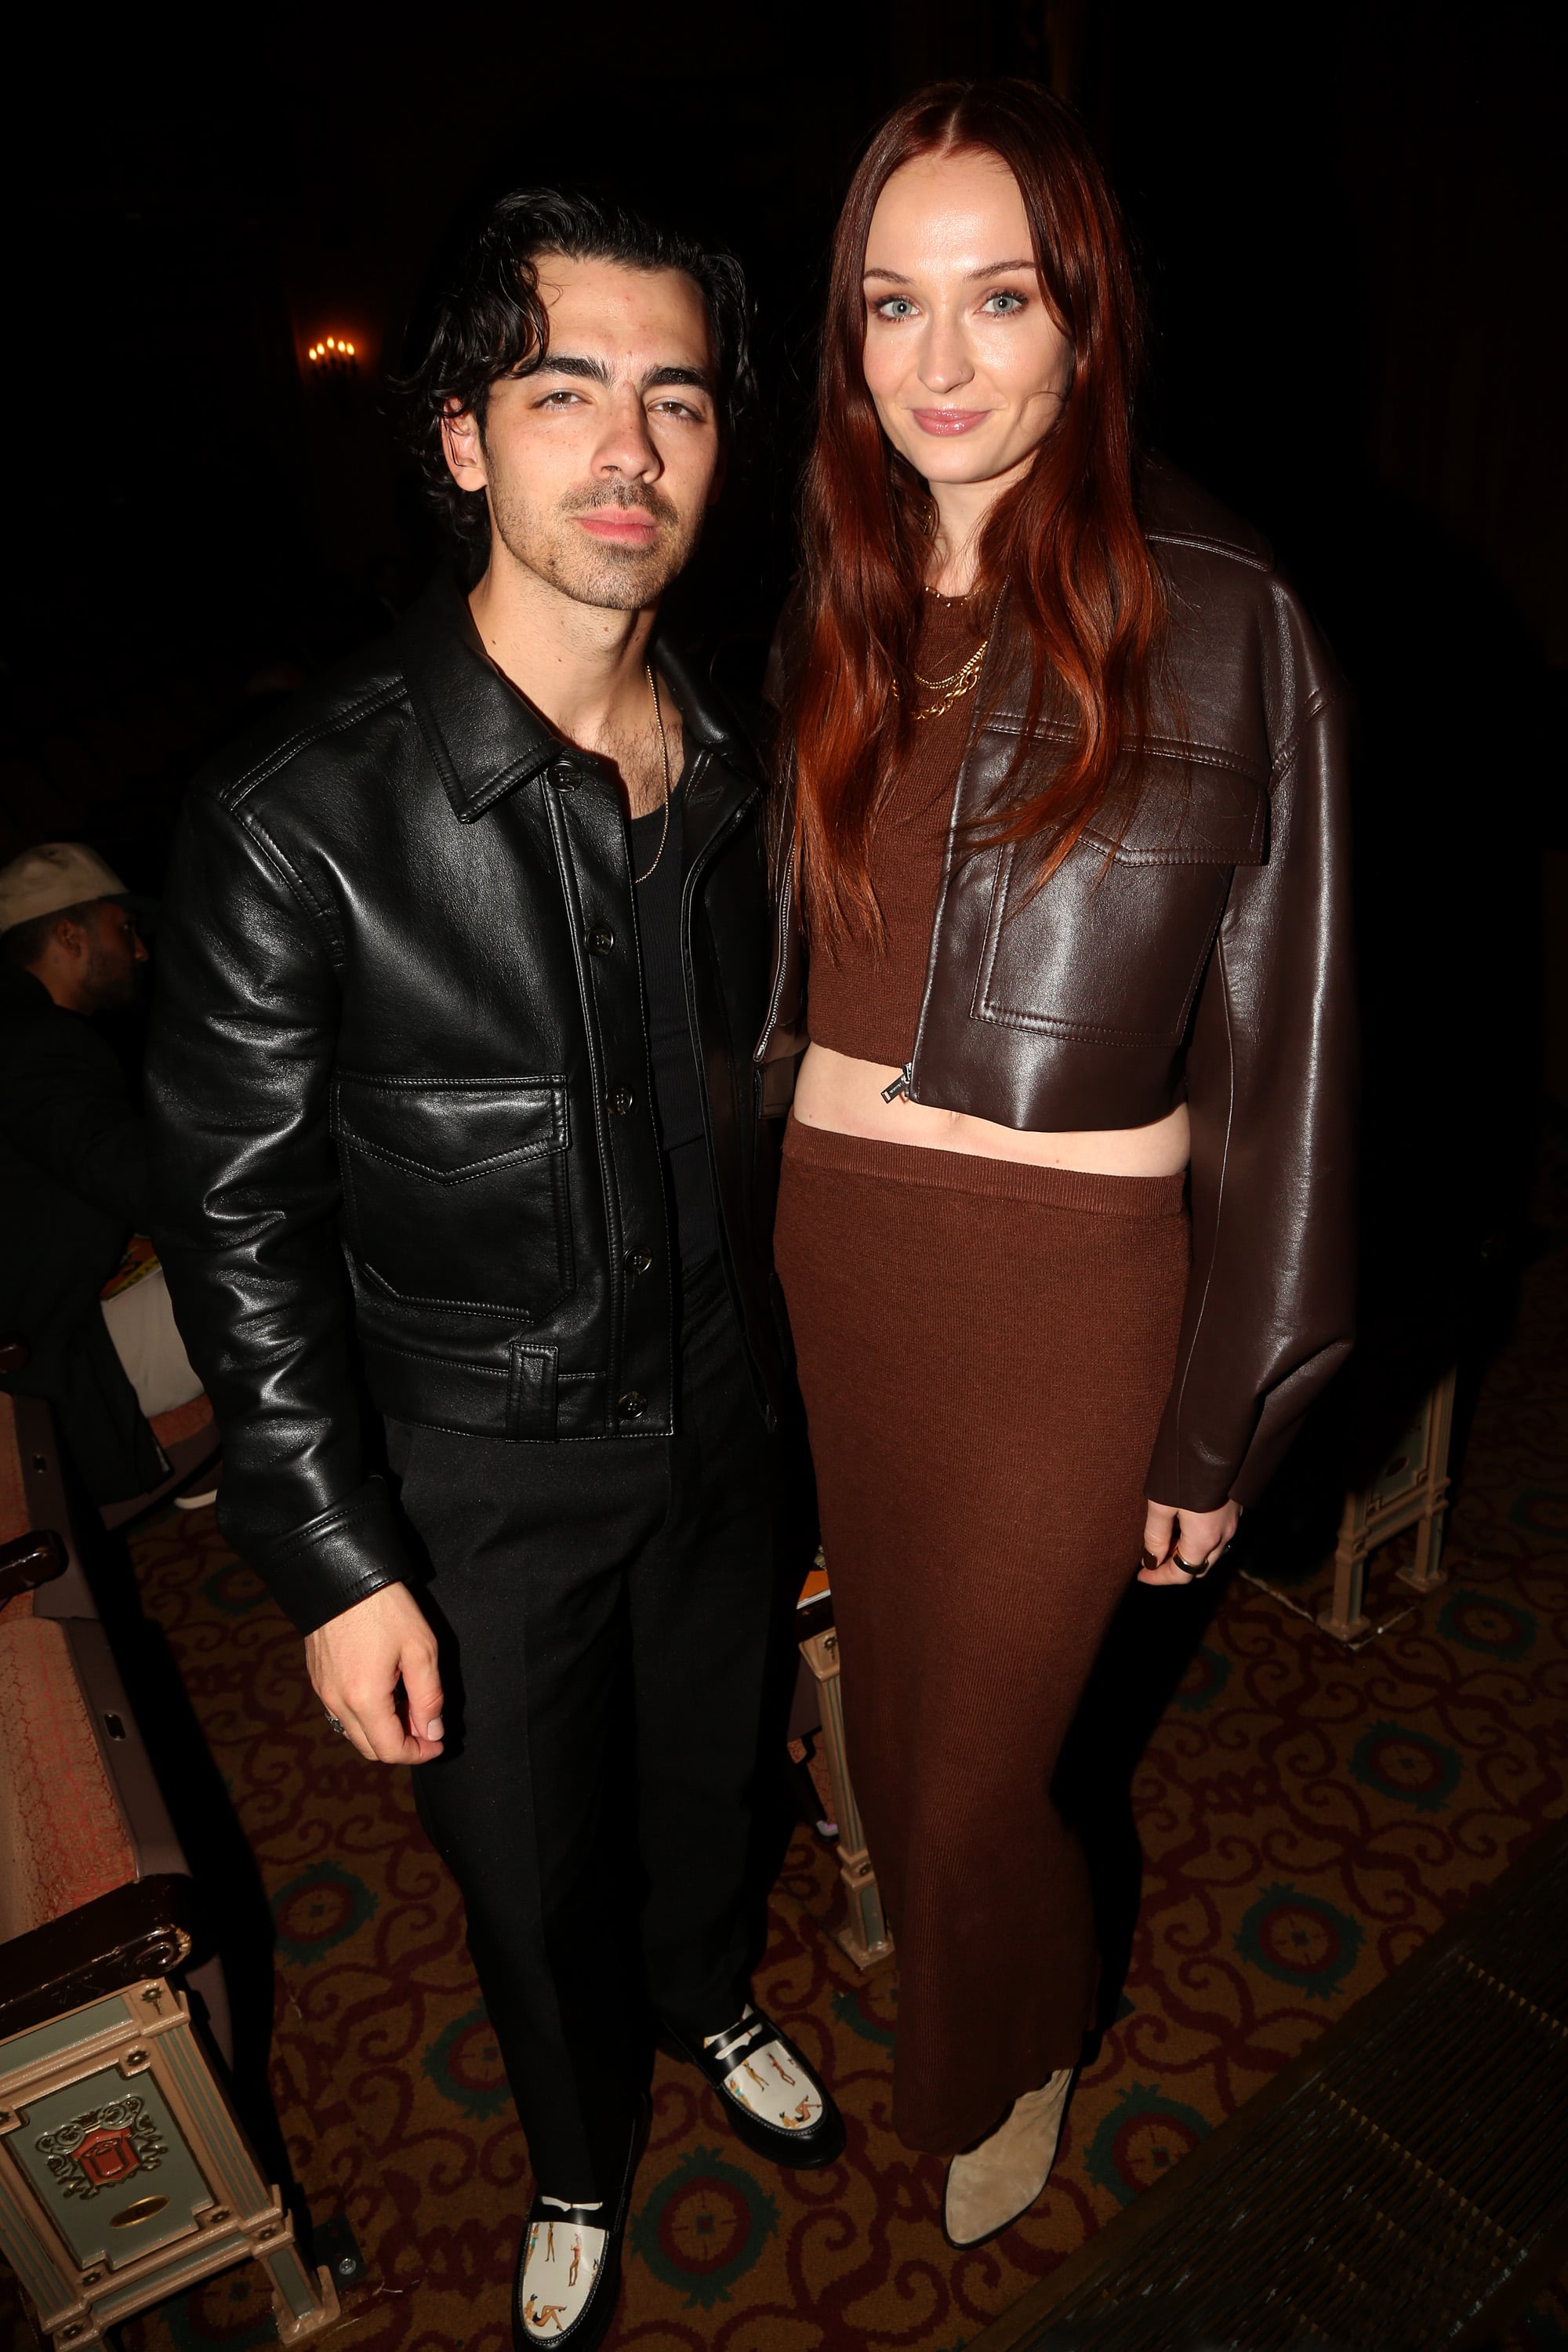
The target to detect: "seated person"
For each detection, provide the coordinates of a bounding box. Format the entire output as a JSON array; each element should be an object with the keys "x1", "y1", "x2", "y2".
[{"x1": 0, "y1": 842, "x2": 203, "y2": 1501}]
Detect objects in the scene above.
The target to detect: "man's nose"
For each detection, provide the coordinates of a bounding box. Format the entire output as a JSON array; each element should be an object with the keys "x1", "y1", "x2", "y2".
[
  {"x1": 595, "y1": 386, "x2": 661, "y2": 480},
  {"x1": 132, "y1": 930, "x2": 150, "y2": 962}
]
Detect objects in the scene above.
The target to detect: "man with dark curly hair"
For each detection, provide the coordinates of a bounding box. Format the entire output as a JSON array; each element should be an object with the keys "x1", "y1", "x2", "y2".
[{"x1": 147, "y1": 189, "x2": 841, "y2": 2352}]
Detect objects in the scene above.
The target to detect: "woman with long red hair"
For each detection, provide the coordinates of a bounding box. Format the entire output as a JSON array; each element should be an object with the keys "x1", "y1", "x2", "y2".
[{"x1": 764, "y1": 82, "x2": 1356, "y2": 2243}]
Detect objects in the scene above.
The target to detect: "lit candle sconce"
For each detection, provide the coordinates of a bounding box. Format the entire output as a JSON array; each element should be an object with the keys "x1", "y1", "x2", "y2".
[{"x1": 307, "y1": 336, "x2": 358, "y2": 374}]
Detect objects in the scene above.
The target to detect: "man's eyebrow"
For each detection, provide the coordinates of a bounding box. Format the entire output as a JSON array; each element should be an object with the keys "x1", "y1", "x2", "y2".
[
  {"x1": 643, "y1": 364, "x2": 714, "y2": 395},
  {"x1": 531, "y1": 354, "x2": 612, "y2": 384},
  {"x1": 527, "y1": 354, "x2": 715, "y2": 397}
]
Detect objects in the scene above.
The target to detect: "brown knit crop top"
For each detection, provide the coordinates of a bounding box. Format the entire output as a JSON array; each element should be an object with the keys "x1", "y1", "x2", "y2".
[{"x1": 808, "y1": 593, "x2": 989, "y2": 1067}]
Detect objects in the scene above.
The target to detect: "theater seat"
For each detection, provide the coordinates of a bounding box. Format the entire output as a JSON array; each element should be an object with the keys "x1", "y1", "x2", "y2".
[
  {"x1": 0, "y1": 1613, "x2": 136, "y2": 1941},
  {"x1": 0, "y1": 1387, "x2": 339, "y2": 2349}
]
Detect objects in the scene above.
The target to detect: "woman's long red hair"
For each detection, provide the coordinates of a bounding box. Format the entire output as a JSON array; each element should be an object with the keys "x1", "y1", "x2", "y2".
[{"x1": 786, "y1": 81, "x2": 1167, "y2": 947}]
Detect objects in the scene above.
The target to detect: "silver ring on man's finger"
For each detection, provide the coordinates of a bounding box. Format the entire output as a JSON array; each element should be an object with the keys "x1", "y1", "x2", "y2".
[{"x1": 325, "y1": 1712, "x2": 347, "y2": 1736}]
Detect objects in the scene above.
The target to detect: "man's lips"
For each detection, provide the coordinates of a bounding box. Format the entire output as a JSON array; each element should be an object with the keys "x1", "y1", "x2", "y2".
[
  {"x1": 910, "y1": 407, "x2": 992, "y2": 436},
  {"x1": 575, "y1": 511, "x2": 661, "y2": 543}
]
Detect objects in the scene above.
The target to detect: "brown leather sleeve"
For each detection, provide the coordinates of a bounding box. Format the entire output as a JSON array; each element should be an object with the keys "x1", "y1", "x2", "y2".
[{"x1": 1145, "y1": 687, "x2": 1358, "y2": 1512}]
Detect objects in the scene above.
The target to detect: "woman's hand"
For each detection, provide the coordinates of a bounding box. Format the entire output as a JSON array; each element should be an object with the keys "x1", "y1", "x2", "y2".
[
  {"x1": 304, "y1": 1581, "x2": 445, "y2": 1763},
  {"x1": 1138, "y1": 1498, "x2": 1240, "y2": 1587}
]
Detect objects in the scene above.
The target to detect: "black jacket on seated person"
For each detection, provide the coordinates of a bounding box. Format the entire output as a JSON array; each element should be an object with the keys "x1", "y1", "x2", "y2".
[
  {"x1": 0, "y1": 965, "x2": 163, "y2": 1501},
  {"x1": 146, "y1": 579, "x2": 786, "y2": 1636}
]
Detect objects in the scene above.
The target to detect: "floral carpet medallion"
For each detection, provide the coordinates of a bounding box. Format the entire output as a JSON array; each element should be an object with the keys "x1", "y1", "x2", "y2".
[
  {"x1": 423, "y1": 2008, "x2": 513, "y2": 2123},
  {"x1": 1348, "y1": 1719, "x2": 1464, "y2": 1813},
  {"x1": 1083, "y1": 2083, "x2": 1210, "y2": 2207},
  {"x1": 629, "y1": 2145, "x2": 779, "y2": 2310},
  {"x1": 1233, "y1": 1884, "x2": 1366, "y2": 2001},
  {"x1": 270, "y1": 1862, "x2": 379, "y2": 1966}
]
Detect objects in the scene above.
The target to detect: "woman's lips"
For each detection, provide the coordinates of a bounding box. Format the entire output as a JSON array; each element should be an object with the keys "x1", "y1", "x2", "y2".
[
  {"x1": 576, "y1": 512, "x2": 660, "y2": 543},
  {"x1": 911, "y1": 408, "x2": 991, "y2": 435}
]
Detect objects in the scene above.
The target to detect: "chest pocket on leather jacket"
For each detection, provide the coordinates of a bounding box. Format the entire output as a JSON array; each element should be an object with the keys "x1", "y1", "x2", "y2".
[
  {"x1": 973, "y1": 761, "x2": 1266, "y2": 1047},
  {"x1": 332, "y1": 1073, "x2": 572, "y2": 1319}
]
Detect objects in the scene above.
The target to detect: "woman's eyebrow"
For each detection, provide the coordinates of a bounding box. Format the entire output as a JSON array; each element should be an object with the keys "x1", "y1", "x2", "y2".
[{"x1": 862, "y1": 259, "x2": 1038, "y2": 283}]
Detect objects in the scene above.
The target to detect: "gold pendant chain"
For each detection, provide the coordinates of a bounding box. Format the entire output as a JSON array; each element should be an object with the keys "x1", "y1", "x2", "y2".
[
  {"x1": 909, "y1": 638, "x2": 989, "y2": 722},
  {"x1": 633, "y1": 662, "x2": 672, "y2": 884}
]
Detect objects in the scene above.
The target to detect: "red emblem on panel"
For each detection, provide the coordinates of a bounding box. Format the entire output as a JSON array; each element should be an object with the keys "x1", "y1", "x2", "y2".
[
  {"x1": 35, "y1": 2096, "x2": 168, "y2": 2201},
  {"x1": 71, "y1": 2128, "x2": 143, "y2": 2187}
]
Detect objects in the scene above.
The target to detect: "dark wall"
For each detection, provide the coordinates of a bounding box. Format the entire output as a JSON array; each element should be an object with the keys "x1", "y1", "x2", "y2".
[
  {"x1": 5, "y1": 7, "x2": 1558, "y2": 773},
  {"x1": 1083, "y1": 2, "x2": 1566, "y2": 1518}
]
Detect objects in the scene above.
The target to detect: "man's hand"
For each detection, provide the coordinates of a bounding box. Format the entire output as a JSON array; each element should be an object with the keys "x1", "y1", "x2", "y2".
[
  {"x1": 304, "y1": 1582, "x2": 445, "y2": 1763},
  {"x1": 1138, "y1": 1498, "x2": 1241, "y2": 1587}
]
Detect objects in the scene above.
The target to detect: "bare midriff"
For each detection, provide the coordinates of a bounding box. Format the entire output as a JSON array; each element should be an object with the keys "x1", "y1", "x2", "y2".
[
  {"x1": 794, "y1": 1043, "x2": 1192, "y2": 1176},
  {"x1": 797, "y1": 590, "x2": 1191, "y2": 1181}
]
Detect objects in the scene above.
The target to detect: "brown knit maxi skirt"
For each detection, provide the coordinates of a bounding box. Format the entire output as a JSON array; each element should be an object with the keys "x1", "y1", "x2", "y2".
[{"x1": 775, "y1": 1114, "x2": 1190, "y2": 2154}]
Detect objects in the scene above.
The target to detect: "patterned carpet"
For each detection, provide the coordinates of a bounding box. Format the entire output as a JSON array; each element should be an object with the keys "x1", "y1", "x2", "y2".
[{"x1": 5, "y1": 1136, "x2": 1566, "y2": 2351}]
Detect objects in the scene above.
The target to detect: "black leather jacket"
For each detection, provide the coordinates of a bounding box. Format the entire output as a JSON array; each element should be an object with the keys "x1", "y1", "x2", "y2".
[
  {"x1": 147, "y1": 581, "x2": 784, "y2": 1634},
  {"x1": 760, "y1": 465, "x2": 1356, "y2": 1515}
]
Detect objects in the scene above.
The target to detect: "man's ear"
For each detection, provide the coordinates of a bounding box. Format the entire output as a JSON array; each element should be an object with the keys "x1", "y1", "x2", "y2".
[{"x1": 441, "y1": 401, "x2": 488, "y2": 492}]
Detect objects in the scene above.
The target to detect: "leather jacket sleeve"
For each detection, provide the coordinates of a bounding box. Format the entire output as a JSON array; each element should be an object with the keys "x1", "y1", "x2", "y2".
[
  {"x1": 146, "y1": 783, "x2": 417, "y2": 1635},
  {"x1": 1144, "y1": 684, "x2": 1358, "y2": 1513}
]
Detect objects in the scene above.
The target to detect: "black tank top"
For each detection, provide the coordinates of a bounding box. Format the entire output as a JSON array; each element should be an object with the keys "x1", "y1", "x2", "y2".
[{"x1": 628, "y1": 781, "x2": 720, "y2": 1272}]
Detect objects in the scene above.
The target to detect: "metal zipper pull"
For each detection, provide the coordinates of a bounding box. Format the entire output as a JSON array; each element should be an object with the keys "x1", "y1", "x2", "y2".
[{"x1": 880, "y1": 1065, "x2": 914, "y2": 1104}]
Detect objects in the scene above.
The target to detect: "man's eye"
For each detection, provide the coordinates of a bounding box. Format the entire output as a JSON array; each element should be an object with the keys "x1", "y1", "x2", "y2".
[
  {"x1": 652, "y1": 400, "x2": 702, "y2": 422},
  {"x1": 982, "y1": 292, "x2": 1026, "y2": 315},
  {"x1": 539, "y1": 390, "x2": 583, "y2": 407},
  {"x1": 874, "y1": 298, "x2": 918, "y2": 321}
]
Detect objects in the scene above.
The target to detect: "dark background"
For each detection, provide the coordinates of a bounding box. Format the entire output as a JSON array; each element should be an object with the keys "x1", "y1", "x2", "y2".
[{"x1": 3, "y1": 0, "x2": 1564, "y2": 1502}]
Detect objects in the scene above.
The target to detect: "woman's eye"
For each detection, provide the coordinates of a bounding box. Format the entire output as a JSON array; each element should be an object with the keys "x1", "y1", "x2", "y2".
[
  {"x1": 982, "y1": 291, "x2": 1026, "y2": 316},
  {"x1": 874, "y1": 297, "x2": 919, "y2": 321}
]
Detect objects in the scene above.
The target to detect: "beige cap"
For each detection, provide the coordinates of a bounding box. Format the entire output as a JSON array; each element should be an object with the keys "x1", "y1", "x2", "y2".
[{"x1": 0, "y1": 842, "x2": 133, "y2": 936}]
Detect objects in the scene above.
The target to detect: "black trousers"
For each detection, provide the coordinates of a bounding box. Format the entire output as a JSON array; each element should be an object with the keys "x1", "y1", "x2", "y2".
[{"x1": 386, "y1": 1252, "x2": 779, "y2": 2200}]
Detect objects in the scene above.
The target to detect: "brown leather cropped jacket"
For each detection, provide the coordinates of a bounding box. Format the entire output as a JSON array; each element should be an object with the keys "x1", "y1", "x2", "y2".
[{"x1": 757, "y1": 463, "x2": 1357, "y2": 1515}]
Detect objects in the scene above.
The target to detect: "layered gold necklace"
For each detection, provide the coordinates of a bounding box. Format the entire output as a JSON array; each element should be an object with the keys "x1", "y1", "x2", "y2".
[
  {"x1": 909, "y1": 639, "x2": 989, "y2": 721},
  {"x1": 904, "y1": 583, "x2": 989, "y2": 720}
]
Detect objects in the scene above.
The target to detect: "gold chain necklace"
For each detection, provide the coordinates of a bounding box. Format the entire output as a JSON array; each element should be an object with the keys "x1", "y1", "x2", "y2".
[
  {"x1": 633, "y1": 663, "x2": 672, "y2": 884},
  {"x1": 909, "y1": 637, "x2": 989, "y2": 722}
]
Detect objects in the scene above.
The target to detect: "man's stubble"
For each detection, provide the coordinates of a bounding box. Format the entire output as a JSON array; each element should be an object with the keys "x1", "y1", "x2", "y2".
[
  {"x1": 488, "y1": 477, "x2": 705, "y2": 615},
  {"x1": 82, "y1": 934, "x2": 142, "y2": 1014}
]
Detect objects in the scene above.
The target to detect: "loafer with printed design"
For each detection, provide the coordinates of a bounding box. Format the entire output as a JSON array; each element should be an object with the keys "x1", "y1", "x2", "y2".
[
  {"x1": 513, "y1": 2092, "x2": 648, "y2": 2351},
  {"x1": 659, "y1": 2002, "x2": 844, "y2": 2168}
]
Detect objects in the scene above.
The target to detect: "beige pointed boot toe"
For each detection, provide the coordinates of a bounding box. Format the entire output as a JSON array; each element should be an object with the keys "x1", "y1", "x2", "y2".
[{"x1": 942, "y1": 2067, "x2": 1075, "y2": 2248}]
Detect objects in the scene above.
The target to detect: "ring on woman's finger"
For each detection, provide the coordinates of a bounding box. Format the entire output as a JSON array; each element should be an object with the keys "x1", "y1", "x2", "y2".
[
  {"x1": 1173, "y1": 1552, "x2": 1211, "y2": 1579},
  {"x1": 325, "y1": 1711, "x2": 348, "y2": 1736}
]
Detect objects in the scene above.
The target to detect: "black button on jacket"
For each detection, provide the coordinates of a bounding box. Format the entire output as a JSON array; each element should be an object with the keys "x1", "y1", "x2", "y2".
[{"x1": 147, "y1": 581, "x2": 785, "y2": 1635}]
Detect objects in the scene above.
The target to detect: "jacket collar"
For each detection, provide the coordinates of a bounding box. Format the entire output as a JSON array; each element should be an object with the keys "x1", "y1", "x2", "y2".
[{"x1": 397, "y1": 572, "x2": 763, "y2": 825}]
